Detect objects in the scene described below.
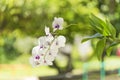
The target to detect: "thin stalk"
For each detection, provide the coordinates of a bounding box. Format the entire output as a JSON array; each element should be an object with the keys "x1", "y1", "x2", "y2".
[
  {"x1": 100, "y1": 61, "x2": 105, "y2": 80},
  {"x1": 118, "y1": 67, "x2": 120, "y2": 76},
  {"x1": 43, "y1": 36, "x2": 58, "y2": 60},
  {"x1": 82, "y1": 62, "x2": 88, "y2": 80}
]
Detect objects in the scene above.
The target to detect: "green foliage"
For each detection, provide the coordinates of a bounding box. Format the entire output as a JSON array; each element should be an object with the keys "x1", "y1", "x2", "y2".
[
  {"x1": 95, "y1": 38, "x2": 106, "y2": 60},
  {"x1": 82, "y1": 14, "x2": 120, "y2": 61},
  {"x1": 0, "y1": 0, "x2": 97, "y2": 43},
  {"x1": 0, "y1": 0, "x2": 120, "y2": 65},
  {"x1": 89, "y1": 14, "x2": 105, "y2": 34},
  {"x1": 106, "y1": 41, "x2": 120, "y2": 56},
  {"x1": 89, "y1": 14, "x2": 116, "y2": 38},
  {"x1": 81, "y1": 33, "x2": 103, "y2": 43},
  {"x1": 105, "y1": 20, "x2": 116, "y2": 38}
]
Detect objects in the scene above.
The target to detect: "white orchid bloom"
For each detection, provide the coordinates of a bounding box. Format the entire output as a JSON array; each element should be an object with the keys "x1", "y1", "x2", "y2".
[
  {"x1": 45, "y1": 54, "x2": 55, "y2": 62},
  {"x1": 45, "y1": 48, "x2": 58, "y2": 62},
  {"x1": 38, "y1": 36, "x2": 47, "y2": 49},
  {"x1": 30, "y1": 56, "x2": 52, "y2": 67},
  {"x1": 52, "y1": 17, "x2": 64, "y2": 31},
  {"x1": 50, "y1": 36, "x2": 66, "y2": 49},
  {"x1": 29, "y1": 53, "x2": 42, "y2": 67},
  {"x1": 32, "y1": 46, "x2": 39, "y2": 56},
  {"x1": 30, "y1": 55, "x2": 53, "y2": 67},
  {"x1": 30, "y1": 35, "x2": 66, "y2": 67},
  {"x1": 56, "y1": 36, "x2": 66, "y2": 48},
  {"x1": 30, "y1": 57, "x2": 38, "y2": 67},
  {"x1": 41, "y1": 60, "x2": 53, "y2": 65},
  {"x1": 30, "y1": 46, "x2": 45, "y2": 67},
  {"x1": 30, "y1": 17, "x2": 66, "y2": 67},
  {"x1": 30, "y1": 45, "x2": 53, "y2": 67},
  {"x1": 45, "y1": 26, "x2": 50, "y2": 36},
  {"x1": 45, "y1": 26, "x2": 54, "y2": 43}
]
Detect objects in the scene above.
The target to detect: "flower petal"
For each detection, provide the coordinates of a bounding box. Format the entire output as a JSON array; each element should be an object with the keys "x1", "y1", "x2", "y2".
[
  {"x1": 57, "y1": 36, "x2": 66, "y2": 47},
  {"x1": 45, "y1": 26, "x2": 50, "y2": 35},
  {"x1": 38, "y1": 36, "x2": 48, "y2": 48},
  {"x1": 32, "y1": 46, "x2": 39, "y2": 55},
  {"x1": 52, "y1": 17, "x2": 64, "y2": 31},
  {"x1": 46, "y1": 35, "x2": 54, "y2": 44},
  {"x1": 29, "y1": 57, "x2": 40, "y2": 67}
]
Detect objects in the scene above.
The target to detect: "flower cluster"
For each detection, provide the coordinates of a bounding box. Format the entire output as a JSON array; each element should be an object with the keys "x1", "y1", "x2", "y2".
[{"x1": 30, "y1": 17, "x2": 66, "y2": 67}]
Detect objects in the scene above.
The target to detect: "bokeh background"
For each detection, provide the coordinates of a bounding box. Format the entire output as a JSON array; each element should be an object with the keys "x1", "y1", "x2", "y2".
[{"x1": 0, "y1": 0, "x2": 120, "y2": 80}]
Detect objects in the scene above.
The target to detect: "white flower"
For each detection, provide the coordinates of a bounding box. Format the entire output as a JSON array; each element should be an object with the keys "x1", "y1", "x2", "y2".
[
  {"x1": 30, "y1": 35, "x2": 66, "y2": 67},
  {"x1": 30, "y1": 56, "x2": 53, "y2": 67},
  {"x1": 32, "y1": 46, "x2": 45, "y2": 55},
  {"x1": 30, "y1": 46, "x2": 44, "y2": 67},
  {"x1": 29, "y1": 54, "x2": 42, "y2": 67},
  {"x1": 41, "y1": 60, "x2": 53, "y2": 65},
  {"x1": 38, "y1": 36, "x2": 47, "y2": 49},
  {"x1": 45, "y1": 26, "x2": 54, "y2": 43},
  {"x1": 56, "y1": 36, "x2": 66, "y2": 48},
  {"x1": 45, "y1": 48, "x2": 58, "y2": 62},
  {"x1": 45, "y1": 54, "x2": 55, "y2": 62},
  {"x1": 30, "y1": 17, "x2": 66, "y2": 67},
  {"x1": 30, "y1": 57, "x2": 38, "y2": 67},
  {"x1": 30, "y1": 45, "x2": 53, "y2": 67},
  {"x1": 32, "y1": 46, "x2": 39, "y2": 55},
  {"x1": 45, "y1": 26, "x2": 50, "y2": 36},
  {"x1": 52, "y1": 17, "x2": 64, "y2": 31}
]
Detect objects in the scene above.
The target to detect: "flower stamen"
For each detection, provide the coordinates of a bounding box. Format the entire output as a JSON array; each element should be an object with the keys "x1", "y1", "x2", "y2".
[
  {"x1": 55, "y1": 24, "x2": 60, "y2": 29},
  {"x1": 35, "y1": 55, "x2": 40, "y2": 60}
]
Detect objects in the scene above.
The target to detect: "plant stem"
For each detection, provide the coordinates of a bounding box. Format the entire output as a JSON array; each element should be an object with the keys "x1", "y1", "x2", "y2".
[
  {"x1": 82, "y1": 62, "x2": 88, "y2": 80},
  {"x1": 118, "y1": 68, "x2": 120, "y2": 76},
  {"x1": 43, "y1": 36, "x2": 58, "y2": 60},
  {"x1": 100, "y1": 61, "x2": 105, "y2": 80}
]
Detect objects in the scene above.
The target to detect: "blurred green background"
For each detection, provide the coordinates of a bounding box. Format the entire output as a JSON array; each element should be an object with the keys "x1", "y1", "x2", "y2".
[{"x1": 0, "y1": 0, "x2": 120, "y2": 80}]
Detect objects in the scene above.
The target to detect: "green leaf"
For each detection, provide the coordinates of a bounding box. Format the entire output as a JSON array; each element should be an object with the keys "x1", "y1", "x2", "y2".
[
  {"x1": 89, "y1": 14, "x2": 115, "y2": 37},
  {"x1": 106, "y1": 47, "x2": 113, "y2": 56},
  {"x1": 106, "y1": 41, "x2": 120, "y2": 56},
  {"x1": 89, "y1": 14, "x2": 104, "y2": 34},
  {"x1": 81, "y1": 33, "x2": 103, "y2": 43},
  {"x1": 106, "y1": 20, "x2": 116, "y2": 38},
  {"x1": 89, "y1": 18, "x2": 103, "y2": 34},
  {"x1": 95, "y1": 38, "x2": 106, "y2": 61}
]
